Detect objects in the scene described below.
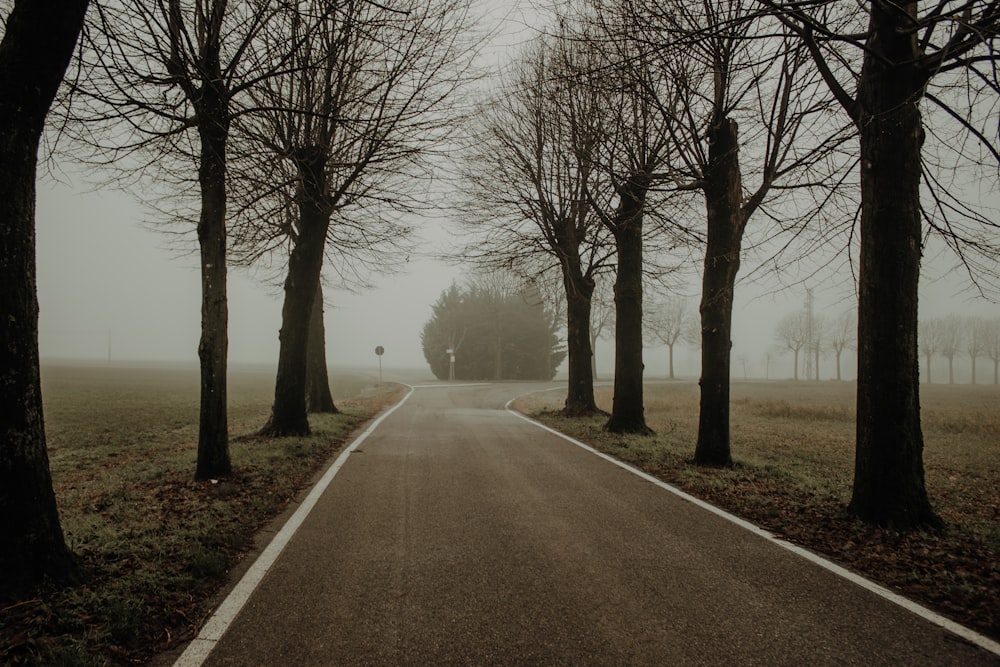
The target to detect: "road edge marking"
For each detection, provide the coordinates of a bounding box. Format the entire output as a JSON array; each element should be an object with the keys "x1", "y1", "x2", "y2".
[
  {"x1": 173, "y1": 385, "x2": 415, "y2": 667},
  {"x1": 504, "y1": 397, "x2": 1000, "y2": 659}
]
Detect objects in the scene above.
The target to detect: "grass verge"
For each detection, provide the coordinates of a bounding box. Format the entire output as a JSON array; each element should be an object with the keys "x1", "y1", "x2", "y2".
[
  {"x1": 513, "y1": 380, "x2": 999, "y2": 643},
  {"x1": 1, "y1": 364, "x2": 404, "y2": 666}
]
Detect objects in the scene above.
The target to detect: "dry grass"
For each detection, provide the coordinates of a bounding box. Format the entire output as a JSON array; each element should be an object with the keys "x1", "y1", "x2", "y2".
[
  {"x1": 514, "y1": 380, "x2": 1000, "y2": 641},
  {"x1": 2, "y1": 363, "x2": 402, "y2": 666},
  {"x1": 6, "y1": 369, "x2": 996, "y2": 663}
]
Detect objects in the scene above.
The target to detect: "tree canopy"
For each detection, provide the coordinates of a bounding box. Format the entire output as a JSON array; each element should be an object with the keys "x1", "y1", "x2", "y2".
[{"x1": 421, "y1": 282, "x2": 565, "y2": 381}]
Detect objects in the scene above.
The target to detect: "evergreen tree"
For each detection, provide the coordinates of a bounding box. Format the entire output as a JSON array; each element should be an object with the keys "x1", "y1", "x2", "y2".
[{"x1": 422, "y1": 283, "x2": 565, "y2": 381}]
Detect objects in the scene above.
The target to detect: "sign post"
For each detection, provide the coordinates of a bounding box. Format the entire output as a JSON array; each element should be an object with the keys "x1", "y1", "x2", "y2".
[{"x1": 375, "y1": 345, "x2": 384, "y2": 384}]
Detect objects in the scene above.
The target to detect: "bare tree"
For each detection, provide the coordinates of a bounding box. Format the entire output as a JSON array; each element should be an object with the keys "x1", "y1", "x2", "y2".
[
  {"x1": 589, "y1": 279, "x2": 615, "y2": 381},
  {"x1": 231, "y1": 0, "x2": 476, "y2": 436},
  {"x1": 579, "y1": 8, "x2": 692, "y2": 435},
  {"x1": 767, "y1": 0, "x2": 1000, "y2": 527},
  {"x1": 830, "y1": 310, "x2": 855, "y2": 381},
  {"x1": 809, "y1": 313, "x2": 826, "y2": 380},
  {"x1": 70, "y1": 1, "x2": 292, "y2": 479},
  {"x1": 965, "y1": 315, "x2": 987, "y2": 385},
  {"x1": 604, "y1": 0, "x2": 852, "y2": 463},
  {"x1": 644, "y1": 297, "x2": 693, "y2": 379},
  {"x1": 305, "y1": 281, "x2": 336, "y2": 413},
  {"x1": 985, "y1": 318, "x2": 1000, "y2": 385},
  {"x1": 938, "y1": 315, "x2": 964, "y2": 385},
  {"x1": 918, "y1": 316, "x2": 942, "y2": 384},
  {"x1": 0, "y1": 0, "x2": 89, "y2": 598},
  {"x1": 458, "y1": 31, "x2": 613, "y2": 415},
  {"x1": 774, "y1": 312, "x2": 807, "y2": 380}
]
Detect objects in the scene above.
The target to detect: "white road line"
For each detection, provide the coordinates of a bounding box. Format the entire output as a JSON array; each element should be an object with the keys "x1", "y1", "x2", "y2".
[
  {"x1": 173, "y1": 386, "x2": 415, "y2": 667},
  {"x1": 408, "y1": 382, "x2": 492, "y2": 388},
  {"x1": 504, "y1": 398, "x2": 1000, "y2": 659}
]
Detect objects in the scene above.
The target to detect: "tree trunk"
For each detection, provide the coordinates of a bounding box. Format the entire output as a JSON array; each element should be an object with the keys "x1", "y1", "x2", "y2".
[
  {"x1": 495, "y1": 333, "x2": 502, "y2": 380},
  {"x1": 924, "y1": 353, "x2": 932, "y2": 384},
  {"x1": 194, "y1": 87, "x2": 232, "y2": 480},
  {"x1": 836, "y1": 349, "x2": 843, "y2": 381},
  {"x1": 970, "y1": 357, "x2": 976, "y2": 385},
  {"x1": 994, "y1": 359, "x2": 998, "y2": 385},
  {"x1": 948, "y1": 356, "x2": 954, "y2": 384},
  {"x1": 0, "y1": 0, "x2": 89, "y2": 597},
  {"x1": 605, "y1": 180, "x2": 652, "y2": 435},
  {"x1": 305, "y1": 281, "x2": 338, "y2": 414},
  {"x1": 793, "y1": 349, "x2": 799, "y2": 380},
  {"x1": 590, "y1": 328, "x2": 598, "y2": 380},
  {"x1": 695, "y1": 118, "x2": 743, "y2": 467},
  {"x1": 261, "y1": 150, "x2": 332, "y2": 437},
  {"x1": 850, "y1": 1, "x2": 940, "y2": 528},
  {"x1": 668, "y1": 343, "x2": 675, "y2": 380},
  {"x1": 814, "y1": 347, "x2": 820, "y2": 381},
  {"x1": 563, "y1": 275, "x2": 599, "y2": 415}
]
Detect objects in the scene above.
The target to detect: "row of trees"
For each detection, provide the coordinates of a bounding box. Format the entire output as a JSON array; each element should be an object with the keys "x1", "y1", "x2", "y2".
[
  {"x1": 773, "y1": 309, "x2": 1000, "y2": 385},
  {"x1": 920, "y1": 315, "x2": 1000, "y2": 385},
  {"x1": 421, "y1": 276, "x2": 565, "y2": 381},
  {"x1": 2, "y1": 0, "x2": 476, "y2": 597},
  {"x1": 456, "y1": 0, "x2": 999, "y2": 530},
  {"x1": 774, "y1": 309, "x2": 856, "y2": 381}
]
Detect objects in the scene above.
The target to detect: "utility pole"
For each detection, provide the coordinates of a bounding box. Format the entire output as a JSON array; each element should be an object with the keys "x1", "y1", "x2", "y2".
[{"x1": 804, "y1": 288, "x2": 815, "y2": 380}]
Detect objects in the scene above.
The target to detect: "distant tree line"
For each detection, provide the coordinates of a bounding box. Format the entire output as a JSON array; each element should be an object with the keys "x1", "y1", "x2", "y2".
[
  {"x1": 772, "y1": 307, "x2": 1000, "y2": 386},
  {"x1": 773, "y1": 303, "x2": 856, "y2": 382},
  {"x1": 920, "y1": 315, "x2": 1000, "y2": 385}
]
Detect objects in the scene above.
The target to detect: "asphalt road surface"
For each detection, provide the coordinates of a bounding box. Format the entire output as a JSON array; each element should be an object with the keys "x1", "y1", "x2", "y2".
[{"x1": 176, "y1": 382, "x2": 999, "y2": 666}]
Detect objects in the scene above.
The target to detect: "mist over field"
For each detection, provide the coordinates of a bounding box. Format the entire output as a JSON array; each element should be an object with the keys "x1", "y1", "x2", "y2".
[
  {"x1": 35, "y1": 175, "x2": 997, "y2": 382},
  {"x1": 27, "y1": 0, "x2": 1000, "y2": 384}
]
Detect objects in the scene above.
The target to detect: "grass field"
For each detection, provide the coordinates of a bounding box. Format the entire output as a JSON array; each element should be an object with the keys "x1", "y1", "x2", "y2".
[
  {"x1": 2, "y1": 363, "x2": 401, "y2": 666},
  {"x1": 513, "y1": 379, "x2": 1000, "y2": 643},
  {"x1": 3, "y1": 371, "x2": 997, "y2": 664}
]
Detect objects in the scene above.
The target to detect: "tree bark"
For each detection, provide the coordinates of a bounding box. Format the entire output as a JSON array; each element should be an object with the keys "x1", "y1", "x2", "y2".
[
  {"x1": 562, "y1": 271, "x2": 599, "y2": 415},
  {"x1": 667, "y1": 343, "x2": 675, "y2": 380},
  {"x1": 305, "y1": 281, "x2": 338, "y2": 414},
  {"x1": 604, "y1": 180, "x2": 652, "y2": 435},
  {"x1": 590, "y1": 328, "x2": 599, "y2": 380},
  {"x1": 694, "y1": 118, "x2": 743, "y2": 467},
  {"x1": 850, "y1": 1, "x2": 940, "y2": 528},
  {"x1": 261, "y1": 149, "x2": 332, "y2": 437},
  {"x1": 837, "y1": 349, "x2": 844, "y2": 381},
  {"x1": 194, "y1": 92, "x2": 232, "y2": 481},
  {"x1": 0, "y1": 0, "x2": 89, "y2": 597}
]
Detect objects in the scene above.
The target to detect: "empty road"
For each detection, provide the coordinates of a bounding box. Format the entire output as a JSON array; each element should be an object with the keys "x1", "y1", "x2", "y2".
[{"x1": 176, "y1": 382, "x2": 999, "y2": 666}]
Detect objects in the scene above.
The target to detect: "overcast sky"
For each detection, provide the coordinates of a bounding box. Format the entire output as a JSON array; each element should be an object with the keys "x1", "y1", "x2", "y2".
[
  {"x1": 31, "y1": 1, "x2": 999, "y2": 381},
  {"x1": 36, "y1": 171, "x2": 994, "y2": 381}
]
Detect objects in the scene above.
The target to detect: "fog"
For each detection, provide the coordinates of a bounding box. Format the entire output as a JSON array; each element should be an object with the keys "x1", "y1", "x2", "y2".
[
  {"x1": 32, "y1": 1, "x2": 999, "y2": 382},
  {"x1": 38, "y1": 169, "x2": 995, "y2": 381},
  {"x1": 36, "y1": 178, "x2": 459, "y2": 370}
]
